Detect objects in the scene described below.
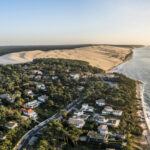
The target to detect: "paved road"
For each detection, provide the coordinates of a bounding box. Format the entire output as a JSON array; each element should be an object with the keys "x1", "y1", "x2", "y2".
[{"x1": 14, "y1": 97, "x2": 85, "y2": 150}]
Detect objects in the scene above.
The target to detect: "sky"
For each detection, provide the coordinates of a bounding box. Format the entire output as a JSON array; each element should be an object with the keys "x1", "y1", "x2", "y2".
[{"x1": 0, "y1": 0, "x2": 150, "y2": 45}]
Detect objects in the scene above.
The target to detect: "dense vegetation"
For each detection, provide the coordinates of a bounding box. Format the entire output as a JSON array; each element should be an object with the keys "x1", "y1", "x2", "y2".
[{"x1": 0, "y1": 58, "x2": 142, "y2": 150}]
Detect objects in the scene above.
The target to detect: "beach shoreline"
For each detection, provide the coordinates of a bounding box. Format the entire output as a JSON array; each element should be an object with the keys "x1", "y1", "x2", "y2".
[{"x1": 136, "y1": 81, "x2": 150, "y2": 148}]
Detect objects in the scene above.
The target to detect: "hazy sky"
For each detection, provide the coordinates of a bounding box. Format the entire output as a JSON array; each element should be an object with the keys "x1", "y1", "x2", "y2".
[{"x1": 0, "y1": 0, "x2": 150, "y2": 45}]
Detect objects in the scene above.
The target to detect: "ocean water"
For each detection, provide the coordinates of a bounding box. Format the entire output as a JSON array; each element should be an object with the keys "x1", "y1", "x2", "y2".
[{"x1": 112, "y1": 46, "x2": 150, "y2": 119}]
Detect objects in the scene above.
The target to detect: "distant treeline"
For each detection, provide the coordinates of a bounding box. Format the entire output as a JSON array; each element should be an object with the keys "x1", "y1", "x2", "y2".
[
  {"x1": 0, "y1": 44, "x2": 144, "y2": 56},
  {"x1": 0, "y1": 44, "x2": 96, "y2": 56}
]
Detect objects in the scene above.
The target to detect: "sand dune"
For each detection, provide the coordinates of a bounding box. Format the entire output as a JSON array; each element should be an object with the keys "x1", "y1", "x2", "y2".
[{"x1": 0, "y1": 45, "x2": 132, "y2": 71}]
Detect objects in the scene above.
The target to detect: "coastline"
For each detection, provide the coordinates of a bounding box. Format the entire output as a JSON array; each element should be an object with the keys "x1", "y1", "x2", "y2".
[
  {"x1": 136, "y1": 81, "x2": 150, "y2": 147},
  {"x1": 109, "y1": 46, "x2": 150, "y2": 147},
  {"x1": 107, "y1": 47, "x2": 133, "y2": 73}
]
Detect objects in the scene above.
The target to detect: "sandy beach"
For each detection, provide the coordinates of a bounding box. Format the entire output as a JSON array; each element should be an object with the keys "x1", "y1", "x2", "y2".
[
  {"x1": 0, "y1": 45, "x2": 132, "y2": 72},
  {"x1": 136, "y1": 81, "x2": 150, "y2": 147}
]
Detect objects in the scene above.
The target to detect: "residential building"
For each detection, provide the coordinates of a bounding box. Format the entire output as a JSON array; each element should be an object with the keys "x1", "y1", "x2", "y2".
[
  {"x1": 68, "y1": 118, "x2": 85, "y2": 128},
  {"x1": 29, "y1": 112, "x2": 38, "y2": 120},
  {"x1": 77, "y1": 86, "x2": 84, "y2": 91},
  {"x1": 74, "y1": 110, "x2": 84, "y2": 116},
  {"x1": 6, "y1": 121, "x2": 18, "y2": 129},
  {"x1": 112, "y1": 110, "x2": 123, "y2": 116},
  {"x1": 86, "y1": 106, "x2": 94, "y2": 112},
  {"x1": 87, "y1": 131, "x2": 108, "y2": 143},
  {"x1": 74, "y1": 114, "x2": 89, "y2": 120},
  {"x1": 0, "y1": 94, "x2": 15, "y2": 103},
  {"x1": 35, "y1": 75, "x2": 42, "y2": 79},
  {"x1": 104, "y1": 106, "x2": 113, "y2": 112},
  {"x1": 70, "y1": 73, "x2": 79, "y2": 80},
  {"x1": 51, "y1": 76, "x2": 58, "y2": 80},
  {"x1": 25, "y1": 89, "x2": 33, "y2": 96},
  {"x1": 33, "y1": 70, "x2": 43, "y2": 75},
  {"x1": 98, "y1": 125, "x2": 108, "y2": 135},
  {"x1": 96, "y1": 99, "x2": 105, "y2": 106},
  {"x1": 107, "y1": 118, "x2": 120, "y2": 127},
  {"x1": 102, "y1": 106, "x2": 113, "y2": 115},
  {"x1": 36, "y1": 84, "x2": 46, "y2": 90},
  {"x1": 81, "y1": 103, "x2": 89, "y2": 110},
  {"x1": 94, "y1": 114, "x2": 108, "y2": 124},
  {"x1": 38, "y1": 95, "x2": 48, "y2": 103},
  {"x1": 26, "y1": 100, "x2": 41, "y2": 108}
]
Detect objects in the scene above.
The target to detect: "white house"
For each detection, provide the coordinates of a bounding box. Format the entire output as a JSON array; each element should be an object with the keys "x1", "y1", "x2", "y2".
[
  {"x1": 38, "y1": 95, "x2": 48, "y2": 103},
  {"x1": 36, "y1": 84, "x2": 46, "y2": 90},
  {"x1": 29, "y1": 112, "x2": 38, "y2": 121},
  {"x1": 70, "y1": 73, "x2": 80, "y2": 80},
  {"x1": 52, "y1": 76, "x2": 58, "y2": 80},
  {"x1": 96, "y1": 99, "x2": 105, "y2": 106},
  {"x1": 25, "y1": 89, "x2": 34, "y2": 96},
  {"x1": 94, "y1": 114, "x2": 108, "y2": 124},
  {"x1": 98, "y1": 125, "x2": 108, "y2": 135},
  {"x1": 77, "y1": 86, "x2": 84, "y2": 91},
  {"x1": 107, "y1": 118, "x2": 120, "y2": 127},
  {"x1": 87, "y1": 106, "x2": 94, "y2": 112},
  {"x1": 33, "y1": 70, "x2": 43, "y2": 75},
  {"x1": 68, "y1": 118, "x2": 85, "y2": 128},
  {"x1": 112, "y1": 110, "x2": 123, "y2": 116},
  {"x1": 74, "y1": 110, "x2": 84, "y2": 116},
  {"x1": 26, "y1": 100, "x2": 41, "y2": 108},
  {"x1": 6, "y1": 121, "x2": 18, "y2": 129},
  {"x1": 104, "y1": 106, "x2": 113, "y2": 112},
  {"x1": 81, "y1": 103, "x2": 89, "y2": 110},
  {"x1": 35, "y1": 75, "x2": 42, "y2": 79}
]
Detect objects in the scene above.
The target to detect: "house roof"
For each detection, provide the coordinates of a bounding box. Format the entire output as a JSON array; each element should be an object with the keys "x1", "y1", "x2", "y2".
[
  {"x1": 96, "y1": 99, "x2": 105, "y2": 103},
  {"x1": 87, "y1": 131, "x2": 106, "y2": 139},
  {"x1": 98, "y1": 125, "x2": 108, "y2": 131},
  {"x1": 6, "y1": 121, "x2": 18, "y2": 128},
  {"x1": 21, "y1": 108, "x2": 34, "y2": 114},
  {"x1": 38, "y1": 95, "x2": 48, "y2": 99},
  {"x1": 68, "y1": 118, "x2": 85, "y2": 125}
]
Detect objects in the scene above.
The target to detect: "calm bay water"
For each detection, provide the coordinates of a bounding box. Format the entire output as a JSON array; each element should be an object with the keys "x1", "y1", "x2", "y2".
[{"x1": 112, "y1": 46, "x2": 150, "y2": 118}]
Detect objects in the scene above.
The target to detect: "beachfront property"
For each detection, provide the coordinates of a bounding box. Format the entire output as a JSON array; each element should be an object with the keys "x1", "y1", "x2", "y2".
[
  {"x1": 96, "y1": 99, "x2": 105, "y2": 106},
  {"x1": 98, "y1": 125, "x2": 108, "y2": 135},
  {"x1": 38, "y1": 95, "x2": 48, "y2": 103},
  {"x1": 26, "y1": 100, "x2": 41, "y2": 108},
  {"x1": 6, "y1": 121, "x2": 18, "y2": 130},
  {"x1": 87, "y1": 131, "x2": 108, "y2": 143},
  {"x1": 94, "y1": 73, "x2": 119, "y2": 79},
  {"x1": 68, "y1": 118, "x2": 85, "y2": 128},
  {"x1": 102, "y1": 106, "x2": 123, "y2": 117}
]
